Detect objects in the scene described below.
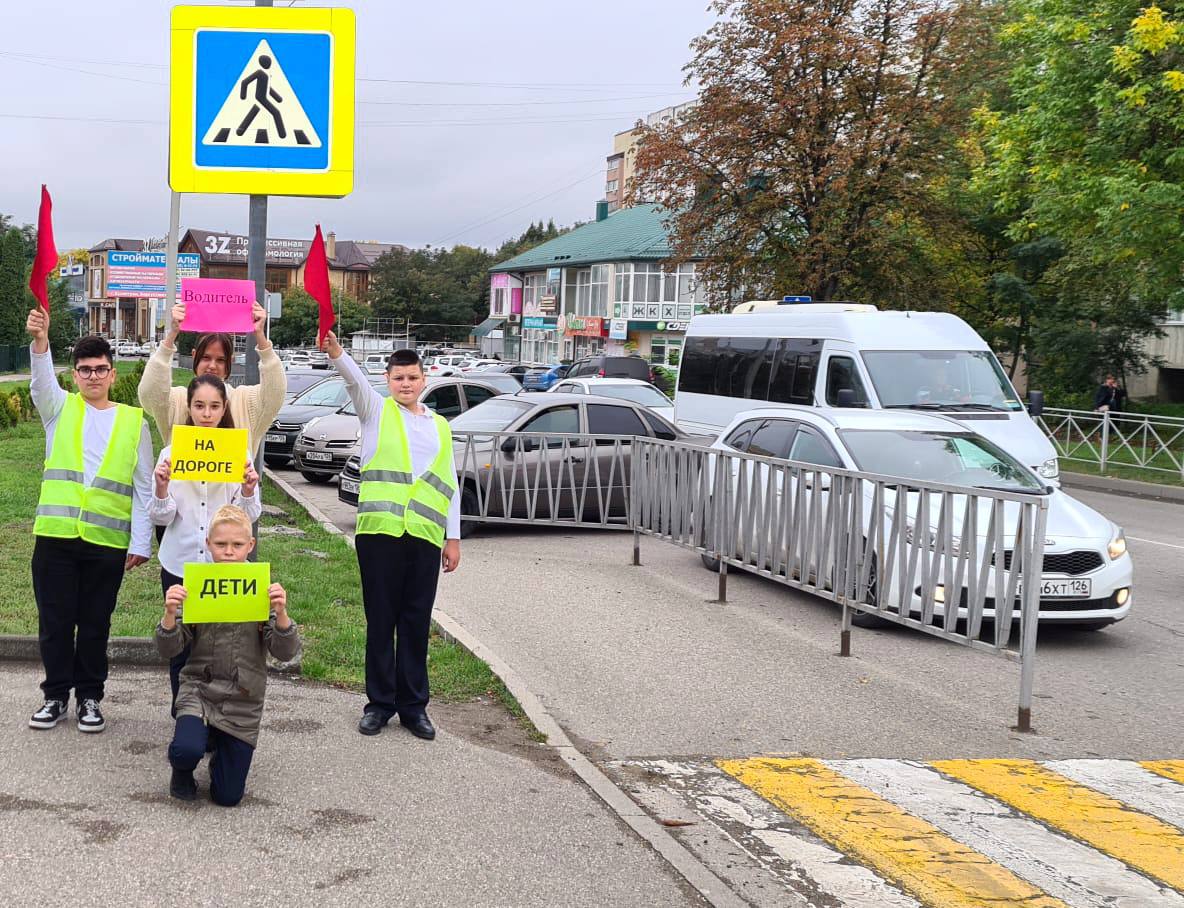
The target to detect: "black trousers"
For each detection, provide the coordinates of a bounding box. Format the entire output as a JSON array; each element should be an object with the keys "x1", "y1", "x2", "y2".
[
  {"x1": 159, "y1": 568, "x2": 190, "y2": 715},
  {"x1": 31, "y1": 536, "x2": 127, "y2": 702},
  {"x1": 355, "y1": 533, "x2": 441, "y2": 719},
  {"x1": 168, "y1": 715, "x2": 255, "y2": 807}
]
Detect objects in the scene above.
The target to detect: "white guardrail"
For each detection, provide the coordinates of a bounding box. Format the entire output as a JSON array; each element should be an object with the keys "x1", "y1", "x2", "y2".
[
  {"x1": 452, "y1": 431, "x2": 1050, "y2": 731},
  {"x1": 1039, "y1": 407, "x2": 1184, "y2": 479}
]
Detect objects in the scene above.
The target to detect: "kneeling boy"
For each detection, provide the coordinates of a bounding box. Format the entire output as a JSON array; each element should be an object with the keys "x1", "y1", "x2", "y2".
[{"x1": 155, "y1": 505, "x2": 300, "y2": 806}]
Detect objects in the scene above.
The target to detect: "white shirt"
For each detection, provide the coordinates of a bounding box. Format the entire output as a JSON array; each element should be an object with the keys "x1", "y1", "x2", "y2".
[
  {"x1": 148, "y1": 444, "x2": 262, "y2": 577},
  {"x1": 30, "y1": 345, "x2": 154, "y2": 558},
  {"x1": 333, "y1": 352, "x2": 461, "y2": 539}
]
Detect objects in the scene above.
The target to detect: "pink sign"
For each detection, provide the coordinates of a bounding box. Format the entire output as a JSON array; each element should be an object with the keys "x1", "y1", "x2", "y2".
[
  {"x1": 179, "y1": 278, "x2": 257, "y2": 333},
  {"x1": 490, "y1": 273, "x2": 510, "y2": 290}
]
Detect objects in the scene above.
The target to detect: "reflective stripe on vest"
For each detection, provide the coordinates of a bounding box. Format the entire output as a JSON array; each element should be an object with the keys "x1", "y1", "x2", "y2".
[
  {"x1": 356, "y1": 399, "x2": 457, "y2": 547},
  {"x1": 34, "y1": 394, "x2": 143, "y2": 549}
]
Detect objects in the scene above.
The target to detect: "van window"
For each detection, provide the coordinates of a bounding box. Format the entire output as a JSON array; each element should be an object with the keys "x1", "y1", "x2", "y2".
[
  {"x1": 768, "y1": 348, "x2": 819, "y2": 405},
  {"x1": 680, "y1": 336, "x2": 819, "y2": 405},
  {"x1": 825, "y1": 356, "x2": 869, "y2": 406},
  {"x1": 861, "y1": 350, "x2": 1023, "y2": 411}
]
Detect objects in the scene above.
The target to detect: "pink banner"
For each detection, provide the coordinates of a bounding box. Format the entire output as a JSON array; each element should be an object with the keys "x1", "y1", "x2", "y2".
[
  {"x1": 179, "y1": 278, "x2": 257, "y2": 333},
  {"x1": 510, "y1": 287, "x2": 523, "y2": 315}
]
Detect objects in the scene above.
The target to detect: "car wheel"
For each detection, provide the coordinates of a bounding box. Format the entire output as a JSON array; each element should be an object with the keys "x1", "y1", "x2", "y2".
[
  {"x1": 459, "y1": 484, "x2": 480, "y2": 539},
  {"x1": 700, "y1": 552, "x2": 722, "y2": 572},
  {"x1": 850, "y1": 551, "x2": 891, "y2": 628},
  {"x1": 301, "y1": 471, "x2": 332, "y2": 484}
]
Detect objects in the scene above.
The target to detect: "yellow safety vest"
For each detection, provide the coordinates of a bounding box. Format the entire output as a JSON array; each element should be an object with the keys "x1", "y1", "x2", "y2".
[
  {"x1": 356, "y1": 399, "x2": 457, "y2": 548},
  {"x1": 34, "y1": 394, "x2": 143, "y2": 550}
]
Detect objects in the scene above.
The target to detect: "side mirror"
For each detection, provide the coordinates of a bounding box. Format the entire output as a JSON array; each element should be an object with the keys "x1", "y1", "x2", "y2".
[
  {"x1": 1028, "y1": 390, "x2": 1044, "y2": 418},
  {"x1": 520, "y1": 437, "x2": 539, "y2": 453},
  {"x1": 500, "y1": 437, "x2": 518, "y2": 454},
  {"x1": 836, "y1": 388, "x2": 856, "y2": 408}
]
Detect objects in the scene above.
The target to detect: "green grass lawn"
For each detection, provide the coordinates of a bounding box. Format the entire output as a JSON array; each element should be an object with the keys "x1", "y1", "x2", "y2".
[{"x1": 0, "y1": 419, "x2": 523, "y2": 715}]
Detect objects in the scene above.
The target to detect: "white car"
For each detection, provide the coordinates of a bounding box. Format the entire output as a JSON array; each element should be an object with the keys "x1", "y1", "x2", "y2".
[
  {"x1": 363, "y1": 354, "x2": 389, "y2": 375},
  {"x1": 138, "y1": 341, "x2": 153, "y2": 356},
  {"x1": 114, "y1": 341, "x2": 140, "y2": 357},
  {"x1": 426, "y1": 354, "x2": 467, "y2": 377},
  {"x1": 708, "y1": 406, "x2": 1132, "y2": 630},
  {"x1": 288, "y1": 351, "x2": 312, "y2": 368},
  {"x1": 460, "y1": 358, "x2": 502, "y2": 373},
  {"x1": 549, "y1": 377, "x2": 673, "y2": 414}
]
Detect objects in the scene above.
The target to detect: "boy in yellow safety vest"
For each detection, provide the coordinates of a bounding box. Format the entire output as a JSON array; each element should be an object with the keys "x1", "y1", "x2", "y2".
[
  {"x1": 321, "y1": 331, "x2": 461, "y2": 741},
  {"x1": 26, "y1": 307, "x2": 153, "y2": 734}
]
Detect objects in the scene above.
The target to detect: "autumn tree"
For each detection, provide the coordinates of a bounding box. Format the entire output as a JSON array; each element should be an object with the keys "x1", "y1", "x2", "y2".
[{"x1": 631, "y1": 0, "x2": 988, "y2": 303}]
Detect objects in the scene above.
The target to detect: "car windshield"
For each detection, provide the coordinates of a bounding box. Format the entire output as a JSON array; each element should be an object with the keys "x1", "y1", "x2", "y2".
[
  {"x1": 590, "y1": 384, "x2": 671, "y2": 407},
  {"x1": 839, "y1": 429, "x2": 1046, "y2": 492},
  {"x1": 340, "y1": 384, "x2": 390, "y2": 416},
  {"x1": 861, "y1": 350, "x2": 1023, "y2": 412},
  {"x1": 286, "y1": 372, "x2": 328, "y2": 396},
  {"x1": 291, "y1": 378, "x2": 347, "y2": 407},
  {"x1": 449, "y1": 398, "x2": 533, "y2": 432}
]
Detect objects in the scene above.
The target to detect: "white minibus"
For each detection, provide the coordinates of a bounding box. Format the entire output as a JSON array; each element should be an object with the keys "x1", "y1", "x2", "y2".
[{"x1": 674, "y1": 302, "x2": 1059, "y2": 481}]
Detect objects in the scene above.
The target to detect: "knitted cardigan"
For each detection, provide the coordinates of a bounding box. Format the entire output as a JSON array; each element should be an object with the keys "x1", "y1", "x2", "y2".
[{"x1": 137, "y1": 341, "x2": 287, "y2": 448}]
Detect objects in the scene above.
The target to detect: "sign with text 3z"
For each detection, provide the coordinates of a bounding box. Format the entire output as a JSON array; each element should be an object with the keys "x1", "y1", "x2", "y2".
[
  {"x1": 169, "y1": 6, "x2": 355, "y2": 197},
  {"x1": 171, "y1": 425, "x2": 249, "y2": 484},
  {"x1": 182, "y1": 562, "x2": 270, "y2": 624}
]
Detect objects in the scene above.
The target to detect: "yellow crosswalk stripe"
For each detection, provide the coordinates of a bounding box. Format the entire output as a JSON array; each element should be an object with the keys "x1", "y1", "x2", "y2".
[
  {"x1": 717, "y1": 757, "x2": 1066, "y2": 908},
  {"x1": 933, "y1": 759, "x2": 1184, "y2": 892},
  {"x1": 1142, "y1": 760, "x2": 1184, "y2": 786}
]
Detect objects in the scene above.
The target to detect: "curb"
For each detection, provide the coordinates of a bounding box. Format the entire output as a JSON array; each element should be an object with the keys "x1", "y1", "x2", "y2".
[
  {"x1": 0, "y1": 634, "x2": 164, "y2": 665},
  {"x1": 1061, "y1": 470, "x2": 1184, "y2": 504},
  {"x1": 264, "y1": 467, "x2": 745, "y2": 908}
]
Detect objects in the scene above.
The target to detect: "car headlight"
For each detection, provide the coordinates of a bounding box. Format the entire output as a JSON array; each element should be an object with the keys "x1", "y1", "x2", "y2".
[
  {"x1": 1037, "y1": 457, "x2": 1059, "y2": 479},
  {"x1": 1108, "y1": 528, "x2": 1127, "y2": 561}
]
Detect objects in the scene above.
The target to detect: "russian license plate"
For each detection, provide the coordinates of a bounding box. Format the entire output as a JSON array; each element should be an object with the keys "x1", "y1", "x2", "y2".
[
  {"x1": 1021, "y1": 577, "x2": 1093, "y2": 599},
  {"x1": 265, "y1": 433, "x2": 286, "y2": 444},
  {"x1": 305, "y1": 451, "x2": 333, "y2": 462},
  {"x1": 340, "y1": 478, "x2": 359, "y2": 494}
]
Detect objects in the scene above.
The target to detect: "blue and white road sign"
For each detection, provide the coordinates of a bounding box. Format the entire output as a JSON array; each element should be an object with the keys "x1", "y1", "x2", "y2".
[{"x1": 170, "y1": 6, "x2": 355, "y2": 197}]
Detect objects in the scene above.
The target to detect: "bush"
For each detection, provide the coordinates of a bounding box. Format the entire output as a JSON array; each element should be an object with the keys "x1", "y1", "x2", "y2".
[
  {"x1": 4, "y1": 392, "x2": 21, "y2": 425},
  {"x1": 111, "y1": 361, "x2": 145, "y2": 407},
  {"x1": 653, "y1": 365, "x2": 677, "y2": 397}
]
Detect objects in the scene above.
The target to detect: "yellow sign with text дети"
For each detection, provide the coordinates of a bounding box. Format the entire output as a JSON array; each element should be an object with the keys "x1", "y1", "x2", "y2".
[
  {"x1": 170, "y1": 425, "x2": 248, "y2": 484},
  {"x1": 182, "y1": 562, "x2": 271, "y2": 624}
]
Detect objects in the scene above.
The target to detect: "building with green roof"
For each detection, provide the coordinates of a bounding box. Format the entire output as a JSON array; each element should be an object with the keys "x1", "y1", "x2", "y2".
[{"x1": 479, "y1": 202, "x2": 706, "y2": 364}]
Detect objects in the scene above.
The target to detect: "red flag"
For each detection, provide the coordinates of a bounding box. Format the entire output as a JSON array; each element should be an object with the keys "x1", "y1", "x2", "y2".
[
  {"x1": 305, "y1": 224, "x2": 334, "y2": 345},
  {"x1": 28, "y1": 185, "x2": 58, "y2": 312}
]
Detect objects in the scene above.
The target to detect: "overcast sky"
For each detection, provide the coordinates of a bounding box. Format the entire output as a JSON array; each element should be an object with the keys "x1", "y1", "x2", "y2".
[{"x1": 1, "y1": 0, "x2": 710, "y2": 253}]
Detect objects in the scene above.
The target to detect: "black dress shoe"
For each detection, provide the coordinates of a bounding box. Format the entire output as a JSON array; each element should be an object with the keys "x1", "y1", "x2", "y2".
[
  {"x1": 358, "y1": 712, "x2": 387, "y2": 736},
  {"x1": 399, "y1": 712, "x2": 436, "y2": 740},
  {"x1": 170, "y1": 768, "x2": 197, "y2": 801}
]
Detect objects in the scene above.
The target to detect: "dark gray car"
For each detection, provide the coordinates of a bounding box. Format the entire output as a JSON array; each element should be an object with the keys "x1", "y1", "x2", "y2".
[{"x1": 264, "y1": 375, "x2": 384, "y2": 466}]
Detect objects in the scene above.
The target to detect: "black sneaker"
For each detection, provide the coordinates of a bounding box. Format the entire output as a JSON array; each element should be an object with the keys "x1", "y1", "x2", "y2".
[
  {"x1": 170, "y1": 768, "x2": 197, "y2": 802},
  {"x1": 29, "y1": 699, "x2": 68, "y2": 730},
  {"x1": 77, "y1": 698, "x2": 106, "y2": 733}
]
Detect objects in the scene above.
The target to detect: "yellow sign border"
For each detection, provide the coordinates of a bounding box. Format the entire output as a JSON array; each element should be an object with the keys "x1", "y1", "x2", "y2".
[{"x1": 169, "y1": 5, "x2": 355, "y2": 198}]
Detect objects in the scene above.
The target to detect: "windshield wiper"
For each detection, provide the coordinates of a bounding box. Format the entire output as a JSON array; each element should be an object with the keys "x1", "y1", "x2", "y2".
[
  {"x1": 974, "y1": 484, "x2": 1050, "y2": 496},
  {"x1": 886, "y1": 403, "x2": 1010, "y2": 412}
]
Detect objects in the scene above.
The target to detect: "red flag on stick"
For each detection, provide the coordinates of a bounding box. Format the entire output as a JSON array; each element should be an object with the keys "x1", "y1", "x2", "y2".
[
  {"x1": 306, "y1": 224, "x2": 334, "y2": 345},
  {"x1": 29, "y1": 185, "x2": 58, "y2": 312}
]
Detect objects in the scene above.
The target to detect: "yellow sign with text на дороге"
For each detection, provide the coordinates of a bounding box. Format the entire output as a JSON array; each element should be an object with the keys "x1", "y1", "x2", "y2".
[
  {"x1": 182, "y1": 562, "x2": 271, "y2": 624},
  {"x1": 169, "y1": 5, "x2": 355, "y2": 197},
  {"x1": 170, "y1": 425, "x2": 249, "y2": 484}
]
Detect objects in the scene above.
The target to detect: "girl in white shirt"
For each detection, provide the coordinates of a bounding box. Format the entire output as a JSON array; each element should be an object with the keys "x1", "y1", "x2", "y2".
[{"x1": 149, "y1": 374, "x2": 261, "y2": 711}]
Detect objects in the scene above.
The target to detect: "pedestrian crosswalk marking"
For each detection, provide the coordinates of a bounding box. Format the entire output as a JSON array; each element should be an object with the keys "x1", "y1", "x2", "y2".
[
  {"x1": 1144, "y1": 760, "x2": 1184, "y2": 786},
  {"x1": 1048, "y1": 759, "x2": 1184, "y2": 831},
  {"x1": 718, "y1": 757, "x2": 1067, "y2": 908},
  {"x1": 200, "y1": 39, "x2": 321, "y2": 149},
  {"x1": 839, "y1": 759, "x2": 1184, "y2": 907},
  {"x1": 933, "y1": 759, "x2": 1184, "y2": 892}
]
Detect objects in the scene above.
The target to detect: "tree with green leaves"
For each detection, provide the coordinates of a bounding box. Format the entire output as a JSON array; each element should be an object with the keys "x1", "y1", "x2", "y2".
[
  {"x1": 270, "y1": 287, "x2": 369, "y2": 349},
  {"x1": 971, "y1": 0, "x2": 1183, "y2": 392},
  {"x1": 0, "y1": 228, "x2": 29, "y2": 347}
]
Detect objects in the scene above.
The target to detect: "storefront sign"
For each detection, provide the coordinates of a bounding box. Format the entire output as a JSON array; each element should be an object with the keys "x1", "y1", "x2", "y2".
[
  {"x1": 523, "y1": 316, "x2": 558, "y2": 330},
  {"x1": 106, "y1": 251, "x2": 201, "y2": 297},
  {"x1": 563, "y1": 315, "x2": 606, "y2": 337},
  {"x1": 609, "y1": 318, "x2": 629, "y2": 340},
  {"x1": 628, "y1": 320, "x2": 690, "y2": 333}
]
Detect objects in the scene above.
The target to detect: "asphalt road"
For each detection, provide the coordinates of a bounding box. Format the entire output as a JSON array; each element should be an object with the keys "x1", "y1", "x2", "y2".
[{"x1": 289, "y1": 466, "x2": 1183, "y2": 761}]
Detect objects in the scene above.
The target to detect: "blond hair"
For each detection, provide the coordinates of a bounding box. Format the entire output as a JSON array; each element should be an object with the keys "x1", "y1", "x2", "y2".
[{"x1": 208, "y1": 504, "x2": 253, "y2": 536}]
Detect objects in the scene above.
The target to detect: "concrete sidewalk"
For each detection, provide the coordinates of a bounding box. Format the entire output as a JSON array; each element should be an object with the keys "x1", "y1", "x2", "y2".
[{"x1": 0, "y1": 663, "x2": 698, "y2": 907}]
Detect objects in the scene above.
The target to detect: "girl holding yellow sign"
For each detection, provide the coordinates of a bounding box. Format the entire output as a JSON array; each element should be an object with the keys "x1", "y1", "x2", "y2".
[{"x1": 149, "y1": 374, "x2": 261, "y2": 713}]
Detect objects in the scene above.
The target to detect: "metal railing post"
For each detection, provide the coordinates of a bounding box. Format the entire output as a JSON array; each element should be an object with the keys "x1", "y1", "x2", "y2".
[
  {"x1": 840, "y1": 603, "x2": 852, "y2": 657},
  {"x1": 1015, "y1": 499, "x2": 1047, "y2": 732},
  {"x1": 717, "y1": 559, "x2": 728, "y2": 604},
  {"x1": 1099, "y1": 410, "x2": 1110, "y2": 472}
]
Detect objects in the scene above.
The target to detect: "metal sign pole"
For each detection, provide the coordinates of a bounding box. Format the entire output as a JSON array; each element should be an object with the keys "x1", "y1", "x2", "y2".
[{"x1": 164, "y1": 191, "x2": 181, "y2": 348}]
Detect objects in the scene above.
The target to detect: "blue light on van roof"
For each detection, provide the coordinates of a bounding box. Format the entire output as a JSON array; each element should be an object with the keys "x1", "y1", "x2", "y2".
[{"x1": 781, "y1": 295, "x2": 813, "y2": 303}]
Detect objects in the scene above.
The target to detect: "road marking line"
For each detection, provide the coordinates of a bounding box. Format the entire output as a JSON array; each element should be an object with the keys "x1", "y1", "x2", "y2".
[
  {"x1": 1128, "y1": 535, "x2": 1184, "y2": 551},
  {"x1": 718, "y1": 757, "x2": 1066, "y2": 908},
  {"x1": 1049, "y1": 759, "x2": 1184, "y2": 831},
  {"x1": 1143, "y1": 761, "x2": 1184, "y2": 786},
  {"x1": 933, "y1": 759, "x2": 1184, "y2": 891},
  {"x1": 620, "y1": 760, "x2": 921, "y2": 908},
  {"x1": 837, "y1": 759, "x2": 1184, "y2": 907}
]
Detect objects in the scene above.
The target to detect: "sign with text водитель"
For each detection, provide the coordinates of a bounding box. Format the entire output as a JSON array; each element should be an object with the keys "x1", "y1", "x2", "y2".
[
  {"x1": 182, "y1": 562, "x2": 270, "y2": 623},
  {"x1": 179, "y1": 277, "x2": 257, "y2": 333},
  {"x1": 170, "y1": 425, "x2": 249, "y2": 484}
]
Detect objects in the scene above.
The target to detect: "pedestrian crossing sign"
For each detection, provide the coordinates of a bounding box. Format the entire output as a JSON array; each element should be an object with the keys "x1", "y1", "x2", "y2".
[{"x1": 169, "y1": 6, "x2": 355, "y2": 198}]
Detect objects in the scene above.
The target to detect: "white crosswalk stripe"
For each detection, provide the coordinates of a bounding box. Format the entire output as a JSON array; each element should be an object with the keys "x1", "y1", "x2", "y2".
[
  {"x1": 611, "y1": 757, "x2": 1184, "y2": 908},
  {"x1": 835, "y1": 758, "x2": 1184, "y2": 907}
]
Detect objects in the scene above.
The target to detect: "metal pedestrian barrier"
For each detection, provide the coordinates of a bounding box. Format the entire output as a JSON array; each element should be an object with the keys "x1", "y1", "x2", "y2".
[
  {"x1": 1039, "y1": 407, "x2": 1184, "y2": 479},
  {"x1": 451, "y1": 431, "x2": 1050, "y2": 730},
  {"x1": 628, "y1": 438, "x2": 1049, "y2": 731}
]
